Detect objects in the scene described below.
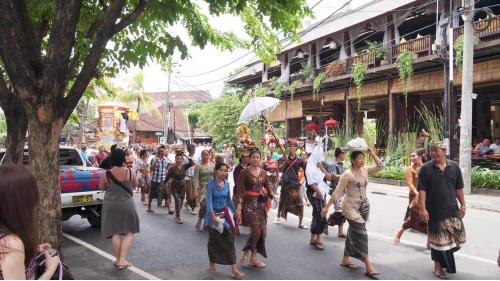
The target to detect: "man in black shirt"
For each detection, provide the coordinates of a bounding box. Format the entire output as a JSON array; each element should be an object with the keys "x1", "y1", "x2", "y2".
[{"x1": 417, "y1": 141, "x2": 466, "y2": 279}]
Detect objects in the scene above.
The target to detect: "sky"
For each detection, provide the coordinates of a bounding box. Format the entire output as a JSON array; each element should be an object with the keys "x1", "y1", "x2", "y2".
[{"x1": 114, "y1": 0, "x2": 371, "y2": 98}]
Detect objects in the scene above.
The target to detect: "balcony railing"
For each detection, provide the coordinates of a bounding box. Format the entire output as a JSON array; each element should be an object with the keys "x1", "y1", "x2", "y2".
[
  {"x1": 345, "y1": 52, "x2": 376, "y2": 72},
  {"x1": 453, "y1": 16, "x2": 500, "y2": 42},
  {"x1": 391, "y1": 34, "x2": 434, "y2": 62},
  {"x1": 290, "y1": 72, "x2": 304, "y2": 83}
]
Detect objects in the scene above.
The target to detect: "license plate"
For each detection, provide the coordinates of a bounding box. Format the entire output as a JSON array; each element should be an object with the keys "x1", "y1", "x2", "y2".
[{"x1": 72, "y1": 195, "x2": 93, "y2": 203}]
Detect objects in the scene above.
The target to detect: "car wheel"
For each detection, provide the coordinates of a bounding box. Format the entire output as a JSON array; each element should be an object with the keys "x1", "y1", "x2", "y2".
[{"x1": 87, "y1": 208, "x2": 102, "y2": 228}]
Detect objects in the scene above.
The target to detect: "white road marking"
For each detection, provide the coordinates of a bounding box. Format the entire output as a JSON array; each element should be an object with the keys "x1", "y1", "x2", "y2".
[
  {"x1": 269, "y1": 209, "x2": 497, "y2": 265},
  {"x1": 63, "y1": 233, "x2": 160, "y2": 280}
]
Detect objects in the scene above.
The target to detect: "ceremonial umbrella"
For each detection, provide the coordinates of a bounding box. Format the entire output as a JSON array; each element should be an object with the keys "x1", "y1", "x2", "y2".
[
  {"x1": 323, "y1": 117, "x2": 339, "y2": 151},
  {"x1": 238, "y1": 96, "x2": 284, "y2": 153}
]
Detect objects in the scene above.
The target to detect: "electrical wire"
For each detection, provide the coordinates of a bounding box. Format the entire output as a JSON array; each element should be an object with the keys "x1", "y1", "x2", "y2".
[{"x1": 177, "y1": 0, "x2": 327, "y2": 78}]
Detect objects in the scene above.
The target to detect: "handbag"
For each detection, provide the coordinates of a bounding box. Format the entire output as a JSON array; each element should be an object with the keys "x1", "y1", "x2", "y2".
[{"x1": 36, "y1": 260, "x2": 74, "y2": 280}]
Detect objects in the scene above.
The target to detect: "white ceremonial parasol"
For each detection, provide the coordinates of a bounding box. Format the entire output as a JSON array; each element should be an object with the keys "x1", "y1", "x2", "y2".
[{"x1": 237, "y1": 96, "x2": 280, "y2": 124}]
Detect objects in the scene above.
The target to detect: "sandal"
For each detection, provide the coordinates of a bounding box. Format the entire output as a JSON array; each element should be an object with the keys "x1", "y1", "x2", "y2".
[
  {"x1": 338, "y1": 234, "x2": 346, "y2": 238},
  {"x1": 146, "y1": 209, "x2": 154, "y2": 213},
  {"x1": 250, "y1": 261, "x2": 266, "y2": 268},
  {"x1": 313, "y1": 242, "x2": 324, "y2": 250},
  {"x1": 365, "y1": 271, "x2": 381, "y2": 278},
  {"x1": 231, "y1": 271, "x2": 245, "y2": 279},
  {"x1": 298, "y1": 224, "x2": 309, "y2": 229},
  {"x1": 116, "y1": 262, "x2": 132, "y2": 270},
  {"x1": 433, "y1": 270, "x2": 448, "y2": 280},
  {"x1": 340, "y1": 263, "x2": 359, "y2": 269},
  {"x1": 168, "y1": 210, "x2": 175, "y2": 215}
]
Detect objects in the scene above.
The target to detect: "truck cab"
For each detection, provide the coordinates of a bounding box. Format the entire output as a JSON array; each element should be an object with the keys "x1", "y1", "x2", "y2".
[{"x1": 0, "y1": 146, "x2": 104, "y2": 227}]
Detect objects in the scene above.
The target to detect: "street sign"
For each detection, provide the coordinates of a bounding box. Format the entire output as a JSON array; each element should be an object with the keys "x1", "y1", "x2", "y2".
[{"x1": 155, "y1": 131, "x2": 163, "y2": 136}]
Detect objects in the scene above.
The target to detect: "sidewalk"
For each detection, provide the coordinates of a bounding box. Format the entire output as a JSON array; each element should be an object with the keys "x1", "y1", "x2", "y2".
[{"x1": 369, "y1": 182, "x2": 500, "y2": 213}]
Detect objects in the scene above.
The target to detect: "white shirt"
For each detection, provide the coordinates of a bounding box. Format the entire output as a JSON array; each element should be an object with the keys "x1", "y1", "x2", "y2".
[{"x1": 490, "y1": 143, "x2": 500, "y2": 154}]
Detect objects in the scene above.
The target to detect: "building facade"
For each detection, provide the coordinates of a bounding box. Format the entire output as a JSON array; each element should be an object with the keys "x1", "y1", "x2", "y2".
[{"x1": 227, "y1": 0, "x2": 500, "y2": 159}]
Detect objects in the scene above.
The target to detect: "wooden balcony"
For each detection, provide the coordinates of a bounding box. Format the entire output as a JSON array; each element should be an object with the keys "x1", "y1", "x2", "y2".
[
  {"x1": 290, "y1": 72, "x2": 304, "y2": 83},
  {"x1": 391, "y1": 34, "x2": 434, "y2": 62},
  {"x1": 453, "y1": 16, "x2": 500, "y2": 42},
  {"x1": 345, "y1": 52, "x2": 376, "y2": 72}
]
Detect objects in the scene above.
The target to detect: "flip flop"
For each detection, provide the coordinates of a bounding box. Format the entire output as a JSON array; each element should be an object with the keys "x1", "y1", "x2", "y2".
[
  {"x1": 298, "y1": 224, "x2": 309, "y2": 229},
  {"x1": 146, "y1": 209, "x2": 154, "y2": 213},
  {"x1": 338, "y1": 234, "x2": 346, "y2": 238},
  {"x1": 340, "y1": 263, "x2": 359, "y2": 269},
  {"x1": 365, "y1": 271, "x2": 381, "y2": 279},
  {"x1": 433, "y1": 270, "x2": 448, "y2": 279},
  {"x1": 117, "y1": 262, "x2": 132, "y2": 270},
  {"x1": 208, "y1": 267, "x2": 216, "y2": 273},
  {"x1": 313, "y1": 242, "x2": 324, "y2": 250},
  {"x1": 250, "y1": 261, "x2": 266, "y2": 268},
  {"x1": 231, "y1": 271, "x2": 245, "y2": 279}
]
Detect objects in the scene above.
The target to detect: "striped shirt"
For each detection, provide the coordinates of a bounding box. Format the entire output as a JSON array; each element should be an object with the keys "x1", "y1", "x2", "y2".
[{"x1": 150, "y1": 157, "x2": 169, "y2": 183}]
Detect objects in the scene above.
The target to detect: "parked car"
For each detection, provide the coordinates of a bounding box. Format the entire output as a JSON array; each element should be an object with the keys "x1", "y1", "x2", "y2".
[{"x1": 0, "y1": 146, "x2": 104, "y2": 227}]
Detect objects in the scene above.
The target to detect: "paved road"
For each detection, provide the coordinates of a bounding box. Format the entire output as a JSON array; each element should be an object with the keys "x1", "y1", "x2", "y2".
[{"x1": 62, "y1": 185, "x2": 500, "y2": 280}]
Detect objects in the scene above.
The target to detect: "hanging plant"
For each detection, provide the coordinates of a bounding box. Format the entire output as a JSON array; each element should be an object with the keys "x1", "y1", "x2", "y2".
[
  {"x1": 273, "y1": 81, "x2": 286, "y2": 98},
  {"x1": 288, "y1": 80, "x2": 300, "y2": 100},
  {"x1": 352, "y1": 62, "x2": 368, "y2": 109},
  {"x1": 396, "y1": 50, "x2": 415, "y2": 106},
  {"x1": 454, "y1": 35, "x2": 479, "y2": 72},
  {"x1": 312, "y1": 71, "x2": 327, "y2": 101},
  {"x1": 300, "y1": 61, "x2": 313, "y2": 81},
  {"x1": 325, "y1": 60, "x2": 345, "y2": 77}
]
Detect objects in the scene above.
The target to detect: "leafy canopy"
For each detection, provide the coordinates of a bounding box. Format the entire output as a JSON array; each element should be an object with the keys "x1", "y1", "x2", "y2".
[{"x1": 26, "y1": 0, "x2": 311, "y2": 80}]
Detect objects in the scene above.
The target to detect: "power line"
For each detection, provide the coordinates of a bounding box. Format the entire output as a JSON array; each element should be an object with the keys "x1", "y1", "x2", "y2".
[
  {"x1": 222, "y1": 0, "x2": 436, "y2": 85},
  {"x1": 179, "y1": 0, "x2": 355, "y2": 86},
  {"x1": 177, "y1": 0, "x2": 327, "y2": 78}
]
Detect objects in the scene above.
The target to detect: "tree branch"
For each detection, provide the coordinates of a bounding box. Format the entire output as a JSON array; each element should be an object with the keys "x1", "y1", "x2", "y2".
[
  {"x1": 0, "y1": 0, "x2": 42, "y2": 101},
  {"x1": 113, "y1": 0, "x2": 148, "y2": 35},
  {"x1": 42, "y1": 0, "x2": 82, "y2": 100},
  {"x1": 63, "y1": 0, "x2": 128, "y2": 121}
]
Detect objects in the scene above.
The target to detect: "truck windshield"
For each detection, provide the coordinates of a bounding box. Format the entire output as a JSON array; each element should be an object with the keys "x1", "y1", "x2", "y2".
[{"x1": 15, "y1": 148, "x2": 85, "y2": 166}]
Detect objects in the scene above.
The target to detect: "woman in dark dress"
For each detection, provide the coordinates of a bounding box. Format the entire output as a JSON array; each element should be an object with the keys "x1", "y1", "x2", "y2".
[
  {"x1": 205, "y1": 163, "x2": 244, "y2": 279},
  {"x1": 235, "y1": 149, "x2": 274, "y2": 268},
  {"x1": 165, "y1": 151, "x2": 194, "y2": 224}
]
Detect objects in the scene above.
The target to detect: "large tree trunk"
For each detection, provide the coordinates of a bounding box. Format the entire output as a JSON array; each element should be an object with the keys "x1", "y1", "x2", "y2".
[
  {"x1": 27, "y1": 110, "x2": 64, "y2": 254},
  {"x1": 1, "y1": 101, "x2": 28, "y2": 164}
]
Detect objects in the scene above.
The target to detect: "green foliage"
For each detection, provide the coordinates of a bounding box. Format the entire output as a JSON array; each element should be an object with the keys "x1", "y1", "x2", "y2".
[
  {"x1": 396, "y1": 50, "x2": 415, "y2": 106},
  {"x1": 372, "y1": 166, "x2": 500, "y2": 189},
  {"x1": 366, "y1": 41, "x2": 386, "y2": 59},
  {"x1": 68, "y1": 113, "x2": 80, "y2": 124},
  {"x1": 371, "y1": 166, "x2": 406, "y2": 180},
  {"x1": 352, "y1": 62, "x2": 368, "y2": 109},
  {"x1": 312, "y1": 71, "x2": 327, "y2": 100},
  {"x1": 196, "y1": 89, "x2": 249, "y2": 144},
  {"x1": 471, "y1": 167, "x2": 500, "y2": 189},
  {"x1": 416, "y1": 103, "x2": 444, "y2": 142},
  {"x1": 362, "y1": 120, "x2": 377, "y2": 150},
  {"x1": 254, "y1": 87, "x2": 269, "y2": 97},
  {"x1": 454, "y1": 35, "x2": 479, "y2": 72},
  {"x1": 288, "y1": 80, "x2": 300, "y2": 100},
  {"x1": 187, "y1": 110, "x2": 201, "y2": 130},
  {"x1": 300, "y1": 61, "x2": 313, "y2": 80},
  {"x1": 0, "y1": 113, "x2": 6, "y2": 147},
  {"x1": 273, "y1": 81, "x2": 286, "y2": 98}
]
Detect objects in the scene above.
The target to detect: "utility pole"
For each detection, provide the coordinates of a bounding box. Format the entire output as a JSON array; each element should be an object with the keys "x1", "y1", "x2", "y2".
[
  {"x1": 163, "y1": 71, "x2": 171, "y2": 144},
  {"x1": 459, "y1": 0, "x2": 474, "y2": 195}
]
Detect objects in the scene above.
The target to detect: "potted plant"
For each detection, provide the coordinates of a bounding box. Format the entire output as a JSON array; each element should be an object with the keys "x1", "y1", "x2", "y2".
[
  {"x1": 366, "y1": 41, "x2": 388, "y2": 66},
  {"x1": 325, "y1": 60, "x2": 345, "y2": 77},
  {"x1": 300, "y1": 61, "x2": 313, "y2": 83}
]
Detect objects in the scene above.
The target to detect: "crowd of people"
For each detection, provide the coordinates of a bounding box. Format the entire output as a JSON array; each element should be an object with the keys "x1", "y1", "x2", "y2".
[{"x1": 0, "y1": 137, "x2": 469, "y2": 280}]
